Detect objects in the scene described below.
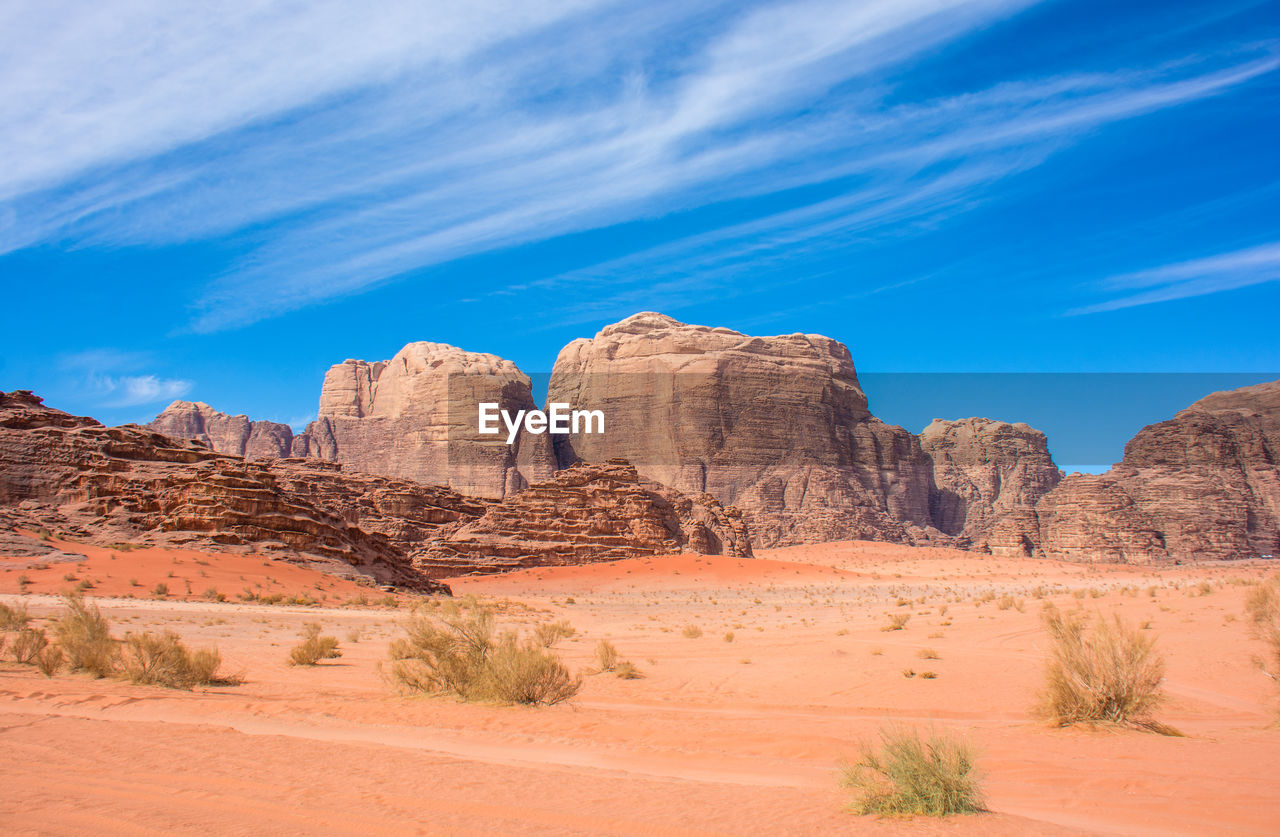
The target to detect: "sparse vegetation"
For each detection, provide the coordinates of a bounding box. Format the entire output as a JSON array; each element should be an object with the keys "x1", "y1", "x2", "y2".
[
  {"x1": 882, "y1": 613, "x2": 911, "y2": 632},
  {"x1": 12, "y1": 627, "x2": 48, "y2": 664},
  {"x1": 54, "y1": 594, "x2": 117, "y2": 677},
  {"x1": 288, "y1": 623, "x2": 342, "y2": 666},
  {"x1": 841, "y1": 727, "x2": 984, "y2": 816},
  {"x1": 0, "y1": 601, "x2": 30, "y2": 630},
  {"x1": 1039, "y1": 606, "x2": 1174, "y2": 733},
  {"x1": 121, "y1": 631, "x2": 226, "y2": 689},
  {"x1": 594, "y1": 639, "x2": 618, "y2": 673},
  {"x1": 1245, "y1": 574, "x2": 1280, "y2": 680},
  {"x1": 36, "y1": 645, "x2": 64, "y2": 677},
  {"x1": 387, "y1": 605, "x2": 580, "y2": 706},
  {"x1": 533, "y1": 619, "x2": 576, "y2": 648},
  {"x1": 681, "y1": 624, "x2": 703, "y2": 639}
]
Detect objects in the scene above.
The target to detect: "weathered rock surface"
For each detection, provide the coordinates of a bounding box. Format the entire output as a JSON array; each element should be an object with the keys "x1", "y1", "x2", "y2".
[
  {"x1": 417, "y1": 459, "x2": 752, "y2": 575},
  {"x1": 297, "y1": 343, "x2": 557, "y2": 498},
  {"x1": 1033, "y1": 380, "x2": 1280, "y2": 562},
  {"x1": 547, "y1": 313, "x2": 937, "y2": 547},
  {"x1": 149, "y1": 400, "x2": 295, "y2": 459},
  {"x1": 920, "y1": 418, "x2": 1061, "y2": 555},
  {"x1": 3, "y1": 391, "x2": 752, "y2": 582}
]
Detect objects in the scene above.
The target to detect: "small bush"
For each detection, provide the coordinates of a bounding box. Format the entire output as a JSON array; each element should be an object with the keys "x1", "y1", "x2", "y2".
[
  {"x1": 1246, "y1": 575, "x2": 1280, "y2": 679},
  {"x1": 152, "y1": 582, "x2": 169, "y2": 598},
  {"x1": 723, "y1": 631, "x2": 735, "y2": 643},
  {"x1": 289, "y1": 623, "x2": 341, "y2": 666},
  {"x1": 1039, "y1": 606, "x2": 1172, "y2": 733},
  {"x1": 594, "y1": 639, "x2": 618, "y2": 673},
  {"x1": 122, "y1": 631, "x2": 225, "y2": 688},
  {"x1": 54, "y1": 594, "x2": 117, "y2": 677},
  {"x1": 533, "y1": 619, "x2": 576, "y2": 648},
  {"x1": 882, "y1": 613, "x2": 911, "y2": 632},
  {"x1": 0, "y1": 601, "x2": 30, "y2": 630},
  {"x1": 388, "y1": 606, "x2": 580, "y2": 705},
  {"x1": 842, "y1": 727, "x2": 984, "y2": 816},
  {"x1": 681, "y1": 624, "x2": 703, "y2": 639},
  {"x1": 614, "y1": 661, "x2": 644, "y2": 679},
  {"x1": 36, "y1": 645, "x2": 64, "y2": 677},
  {"x1": 12, "y1": 627, "x2": 48, "y2": 664}
]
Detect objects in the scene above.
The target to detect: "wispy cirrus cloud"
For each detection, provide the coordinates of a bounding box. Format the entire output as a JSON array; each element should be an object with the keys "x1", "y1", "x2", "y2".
[
  {"x1": 1, "y1": 0, "x2": 1276, "y2": 334},
  {"x1": 56, "y1": 349, "x2": 192, "y2": 408},
  {"x1": 1070, "y1": 241, "x2": 1280, "y2": 315}
]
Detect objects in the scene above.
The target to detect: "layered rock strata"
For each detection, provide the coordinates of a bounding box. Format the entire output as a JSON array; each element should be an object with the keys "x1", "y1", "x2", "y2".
[
  {"x1": 919, "y1": 418, "x2": 1061, "y2": 555},
  {"x1": 547, "y1": 313, "x2": 937, "y2": 547},
  {"x1": 149, "y1": 400, "x2": 295, "y2": 459}
]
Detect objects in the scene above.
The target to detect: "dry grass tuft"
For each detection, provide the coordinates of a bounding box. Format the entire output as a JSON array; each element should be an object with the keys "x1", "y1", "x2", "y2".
[
  {"x1": 681, "y1": 624, "x2": 703, "y2": 639},
  {"x1": 533, "y1": 619, "x2": 576, "y2": 648},
  {"x1": 0, "y1": 601, "x2": 30, "y2": 630},
  {"x1": 1039, "y1": 606, "x2": 1175, "y2": 734},
  {"x1": 12, "y1": 627, "x2": 48, "y2": 664},
  {"x1": 122, "y1": 631, "x2": 229, "y2": 689},
  {"x1": 54, "y1": 594, "x2": 117, "y2": 678},
  {"x1": 882, "y1": 613, "x2": 911, "y2": 632},
  {"x1": 842, "y1": 727, "x2": 984, "y2": 816},
  {"x1": 36, "y1": 645, "x2": 64, "y2": 677},
  {"x1": 289, "y1": 623, "x2": 342, "y2": 666},
  {"x1": 1245, "y1": 574, "x2": 1280, "y2": 681},
  {"x1": 594, "y1": 639, "x2": 618, "y2": 673},
  {"x1": 388, "y1": 606, "x2": 580, "y2": 706}
]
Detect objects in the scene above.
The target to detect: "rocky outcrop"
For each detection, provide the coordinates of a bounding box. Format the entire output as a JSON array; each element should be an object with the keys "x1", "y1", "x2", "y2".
[
  {"x1": 3, "y1": 391, "x2": 752, "y2": 582},
  {"x1": 297, "y1": 343, "x2": 557, "y2": 498},
  {"x1": 149, "y1": 400, "x2": 295, "y2": 459},
  {"x1": 1033, "y1": 380, "x2": 1280, "y2": 563},
  {"x1": 547, "y1": 313, "x2": 937, "y2": 547},
  {"x1": 920, "y1": 418, "x2": 1061, "y2": 555},
  {"x1": 417, "y1": 460, "x2": 752, "y2": 574}
]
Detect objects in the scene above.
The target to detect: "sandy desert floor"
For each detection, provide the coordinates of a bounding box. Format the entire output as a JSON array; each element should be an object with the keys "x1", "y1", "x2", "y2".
[{"x1": 2, "y1": 536, "x2": 1279, "y2": 835}]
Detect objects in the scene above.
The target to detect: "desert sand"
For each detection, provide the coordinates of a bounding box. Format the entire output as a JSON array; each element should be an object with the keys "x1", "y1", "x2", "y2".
[{"x1": 2, "y1": 536, "x2": 1278, "y2": 835}]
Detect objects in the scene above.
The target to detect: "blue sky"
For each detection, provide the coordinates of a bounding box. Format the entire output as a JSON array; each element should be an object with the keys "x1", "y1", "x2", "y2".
[{"x1": 2, "y1": 0, "x2": 1278, "y2": 469}]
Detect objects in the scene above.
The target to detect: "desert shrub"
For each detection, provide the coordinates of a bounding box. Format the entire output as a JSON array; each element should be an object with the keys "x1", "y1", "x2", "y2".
[
  {"x1": 533, "y1": 619, "x2": 576, "y2": 648},
  {"x1": 614, "y1": 661, "x2": 644, "y2": 679},
  {"x1": 122, "y1": 631, "x2": 225, "y2": 689},
  {"x1": 36, "y1": 645, "x2": 64, "y2": 677},
  {"x1": 1246, "y1": 574, "x2": 1280, "y2": 678},
  {"x1": 388, "y1": 606, "x2": 580, "y2": 706},
  {"x1": 842, "y1": 727, "x2": 984, "y2": 816},
  {"x1": 1040, "y1": 606, "x2": 1172, "y2": 732},
  {"x1": 594, "y1": 639, "x2": 618, "y2": 673},
  {"x1": 12, "y1": 627, "x2": 48, "y2": 664},
  {"x1": 723, "y1": 631, "x2": 735, "y2": 643},
  {"x1": 882, "y1": 613, "x2": 911, "y2": 632},
  {"x1": 681, "y1": 624, "x2": 703, "y2": 639},
  {"x1": 288, "y1": 623, "x2": 341, "y2": 666},
  {"x1": 54, "y1": 594, "x2": 117, "y2": 677},
  {"x1": 0, "y1": 601, "x2": 30, "y2": 630}
]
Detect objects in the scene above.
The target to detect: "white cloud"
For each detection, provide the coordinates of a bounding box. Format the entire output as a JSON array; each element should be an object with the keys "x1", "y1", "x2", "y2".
[
  {"x1": 56, "y1": 349, "x2": 192, "y2": 407},
  {"x1": 1070, "y1": 241, "x2": 1280, "y2": 315}
]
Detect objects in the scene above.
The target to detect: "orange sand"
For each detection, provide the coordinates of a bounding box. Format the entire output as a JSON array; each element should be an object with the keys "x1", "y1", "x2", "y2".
[{"x1": 2, "y1": 538, "x2": 1278, "y2": 835}]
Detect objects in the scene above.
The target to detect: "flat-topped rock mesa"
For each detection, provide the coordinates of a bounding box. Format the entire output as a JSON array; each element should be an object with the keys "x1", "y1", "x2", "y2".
[
  {"x1": 920, "y1": 417, "x2": 1062, "y2": 555},
  {"x1": 149, "y1": 400, "x2": 296, "y2": 459},
  {"x1": 0, "y1": 390, "x2": 440, "y2": 590},
  {"x1": 1035, "y1": 379, "x2": 1280, "y2": 563},
  {"x1": 296, "y1": 342, "x2": 557, "y2": 498},
  {"x1": 416, "y1": 459, "x2": 753, "y2": 575},
  {"x1": 3, "y1": 391, "x2": 752, "y2": 582},
  {"x1": 547, "y1": 312, "x2": 936, "y2": 547}
]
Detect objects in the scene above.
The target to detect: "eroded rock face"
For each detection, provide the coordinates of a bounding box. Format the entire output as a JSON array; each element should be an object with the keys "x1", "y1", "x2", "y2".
[
  {"x1": 416, "y1": 459, "x2": 753, "y2": 575},
  {"x1": 548, "y1": 313, "x2": 936, "y2": 547},
  {"x1": 298, "y1": 343, "x2": 557, "y2": 498},
  {"x1": 3, "y1": 391, "x2": 752, "y2": 582},
  {"x1": 149, "y1": 400, "x2": 295, "y2": 459},
  {"x1": 1033, "y1": 380, "x2": 1280, "y2": 563},
  {"x1": 920, "y1": 418, "x2": 1061, "y2": 555}
]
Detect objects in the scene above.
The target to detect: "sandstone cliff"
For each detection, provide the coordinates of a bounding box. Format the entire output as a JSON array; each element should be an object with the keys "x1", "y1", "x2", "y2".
[
  {"x1": 919, "y1": 417, "x2": 1061, "y2": 555},
  {"x1": 4, "y1": 391, "x2": 752, "y2": 581},
  {"x1": 547, "y1": 312, "x2": 936, "y2": 547},
  {"x1": 1034, "y1": 380, "x2": 1280, "y2": 563},
  {"x1": 297, "y1": 343, "x2": 557, "y2": 498},
  {"x1": 149, "y1": 400, "x2": 295, "y2": 459}
]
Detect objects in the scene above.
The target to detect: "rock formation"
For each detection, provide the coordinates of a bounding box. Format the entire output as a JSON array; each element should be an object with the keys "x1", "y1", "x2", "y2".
[
  {"x1": 3, "y1": 391, "x2": 752, "y2": 583},
  {"x1": 919, "y1": 418, "x2": 1061, "y2": 555},
  {"x1": 296, "y1": 343, "x2": 557, "y2": 498},
  {"x1": 1033, "y1": 380, "x2": 1280, "y2": 563},
  {"x1": 547, "y1": 312, "x2": 936, "y2": 547},
  {"x1": 416, "y1": 459, "x2": 752, "y2": 574},
  {"x1": 149, "y1": 400, "x2": 295, "y2": 459}
]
